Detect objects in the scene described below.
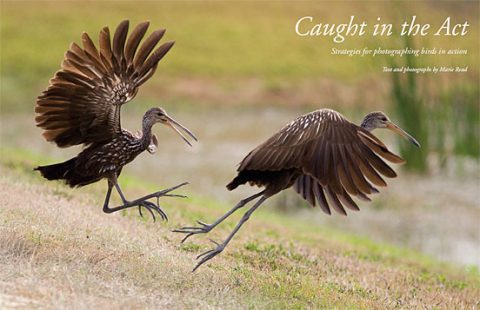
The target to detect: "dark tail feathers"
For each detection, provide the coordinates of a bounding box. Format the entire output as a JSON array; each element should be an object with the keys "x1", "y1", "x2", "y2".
[
  {"x1": 226, "y1": 174, "x2": 247, "y2": 191},
  {"x1": 35, "y1": 158, "x2": 76, "y2": 184},
  {"x1": 226, "y1": 179, "x2": 239, "y2": 191}
]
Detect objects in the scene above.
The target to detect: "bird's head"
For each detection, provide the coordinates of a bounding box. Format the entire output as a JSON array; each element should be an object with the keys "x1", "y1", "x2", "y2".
[
  {"x1": 361, "y1": 111, "x2": 420, "y2": 147},
  {"x1": 144, "y1": 107, "x2": 198, "y2": 147}
]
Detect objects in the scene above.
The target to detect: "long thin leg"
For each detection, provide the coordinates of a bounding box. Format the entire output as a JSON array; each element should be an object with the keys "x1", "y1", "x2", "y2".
[
  {"x1": 112, "y1": 172, "x2": 188, "y2": 204},
  {"x1": 193, "y1": 195, "x2": 268, "y2": 272},
  {"x1": 173, "y1": 191, "x2": 265, "y2": 243},
  {"x1": 102, "y1": 180, "x2": 114, "y2": 212},
  {"x1": 114, "y1": 182, "x2": 128, "y2": 204}
]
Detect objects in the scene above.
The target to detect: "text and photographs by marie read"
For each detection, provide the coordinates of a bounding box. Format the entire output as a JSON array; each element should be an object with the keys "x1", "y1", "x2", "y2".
[{"x1": 294, "y1": 15, "x2": 471, "y2": 74}]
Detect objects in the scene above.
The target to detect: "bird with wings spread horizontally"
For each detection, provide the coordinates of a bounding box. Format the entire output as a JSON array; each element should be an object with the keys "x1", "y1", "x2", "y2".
[
  {"x1": 35, "y1": 20, "x2": 197, "y2": 221},
  {"x1": 175, "y1": 109, "x2": 420, "y2": 271}
]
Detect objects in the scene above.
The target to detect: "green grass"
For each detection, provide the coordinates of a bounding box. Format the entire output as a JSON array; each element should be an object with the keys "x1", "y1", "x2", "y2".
[
  {"x1": 1, "y1": 1, "x2": 478, "y2": 112},
  {"x1": 390, "y1": 36, "x2": 429, "y2": 171},
  {"x1": 1, "y1": 145, "x2": 479, "y2": 308},
  {"x1": 390, "y1": 35, "x2": 479, "y2": 171}
]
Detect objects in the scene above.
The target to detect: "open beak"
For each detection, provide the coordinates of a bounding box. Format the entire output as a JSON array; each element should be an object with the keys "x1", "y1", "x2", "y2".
[
  {"x1": 386, "y1": 122, "x2": 421, "y2": 148},
  {"x1": 164, "y1": 115, "x2": 198, "y2": 147}
]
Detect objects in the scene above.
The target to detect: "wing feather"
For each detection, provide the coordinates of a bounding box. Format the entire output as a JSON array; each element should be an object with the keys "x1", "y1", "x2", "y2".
[
  {"x1": 125, "y1": 21, "x2": 150, "y2": 66},
  {"x1": 133, "y1": 29, "x2": 166, "y2": 69},
  {"x1": 36, "y1": 20, "x2": 174, "y2": 147},
  {"x1": 304, "y1": 175, "x2": 315, "y2": 206},
  {"x1": 81, "y1": 32, "x2": 106, "y2": 73},
  {"x1": 235, "y1": 109, "x2": 405, "y2": 215},
  {"x1": 358, "y1": 131, "x2": 405, "y2": 163},
  {"x1": 337, "y1": 148, "x2": 358, "y2": 195},
  {"x1": 325, "y1": 186, "x2": 347, "y2": 216},
  {"x1": 343, "y1": 144, "x2": 375, "y2": 194},
  {"x1": 136, "y1": 41, "x2": 174, "y2": 85},
  {"x1": 312, "y1": 181, "x2": 331, "y2": 215},
  {"x1": 112, "y1": 20, "x2": 129, "y2": 72},
  {"x1": 352, "y1": 144, "x2": 388, "y2": 186},
  {"x1": 99, "y1": 27, "x2": 114, "y2": 70},
  {"x1": 338, "y1": 190, "x2": 360, "y2": 211},
  {"x1": 357, "y1": 143, "x2": 397, "y2": 178}
]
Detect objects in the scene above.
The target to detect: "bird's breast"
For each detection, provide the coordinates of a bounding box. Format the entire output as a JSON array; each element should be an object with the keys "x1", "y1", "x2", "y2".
[{"x1": 84, "y1": 135, "x2": 145, "y2": 173}]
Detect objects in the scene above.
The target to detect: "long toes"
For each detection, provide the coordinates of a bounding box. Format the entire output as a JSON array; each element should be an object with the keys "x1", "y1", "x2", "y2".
[
  {"x1": 163, "y1": 194, "x2": 188, "y2": 198},
  {"x1": 196, "y1": 220, "x2": 210, "y2": 227},
  {"x1": 196, "y1": 249, "x2": 215, "y2": 260},
  {"x1": 142, "y1": 201, "x2": 169, "y2": 222},
  {"x1": 160, "y1": 210, "x2": 168, "y2": 222},
  {"x1": 139, "y1": 201, "x2": 162, "y2": 222},
  {"x1": 181, "y1": 233, "x2": 194, "y2": 243},
  {"x1": 179, "y1": 226, "x2": 205, "y2": 232},
  {"x1": 209, "y1": 239, "x2": 220, "y2": 246},
  {"x1": 142, "y1": 203, "x2": 156, "y2": 222},
  {"x1": 155, "y1": 182, "x2": 190, "y2": 197},
  {"x1": 192, "y1": 261, "x2": 206, "y2": 272},
  {"x1": 152, "y1": 204, "x2": 168, "y2": 222},
  {"x1": 193, "y1": 249, "x2": 222, "y2": 272},
  {"x1": 153, "y1": 208, "x2": 167, "y2": 222},
  {"x1": 171, "y1": 228, "x2": 191, "y2": 234},
  {"x1": 172, "y1": 225, "x2": 208, "y2": 234}
]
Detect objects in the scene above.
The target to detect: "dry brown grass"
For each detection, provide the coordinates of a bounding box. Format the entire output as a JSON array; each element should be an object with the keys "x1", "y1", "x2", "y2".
[
  {"x1": 0, "y1": 157, "x2": 479, "y2": 309},
  {"x1": 0, "y1": 168, "x2": 248, "y2": 309}
]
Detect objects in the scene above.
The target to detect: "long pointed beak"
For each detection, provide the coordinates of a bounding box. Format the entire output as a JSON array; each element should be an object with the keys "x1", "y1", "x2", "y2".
[
  {"x1": 164, "y1": 115, "x2": 198, "y2": 147},
  {"x1": 386, "y1": 122, "x2": 421, "y2": 148}
]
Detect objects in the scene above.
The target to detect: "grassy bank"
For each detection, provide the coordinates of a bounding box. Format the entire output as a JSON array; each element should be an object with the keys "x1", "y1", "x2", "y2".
[{"x1": 0, "y1": 146, "x2": 478, "y2": 308}]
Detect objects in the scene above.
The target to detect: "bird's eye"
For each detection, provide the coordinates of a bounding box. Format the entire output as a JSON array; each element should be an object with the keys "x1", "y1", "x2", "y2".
[{"x1": 381, "y1": 117, "x2": 387, "y2": 121}]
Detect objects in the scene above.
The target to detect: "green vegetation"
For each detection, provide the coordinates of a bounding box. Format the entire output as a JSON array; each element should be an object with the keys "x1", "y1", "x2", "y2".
[
  {"x1": 390, "y1": 37, "x2": 429, "y2": 172},
  {"x1": 0, "y1": 146, "x2": 479, "y2": 308},
  {"x1": 441, "y1": 85, "x2": 479, "y2": 158},
  {"x1": 390, "y1": 35, "x2": 479, "y2": 172},
  {"x1": 1, "y1": 1, "x2": 478, "y2": 112}
]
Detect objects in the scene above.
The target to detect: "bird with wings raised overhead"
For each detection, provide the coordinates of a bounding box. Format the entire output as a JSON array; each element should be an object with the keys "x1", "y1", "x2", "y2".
[
  {"x1": 35, "y1": 20, "x2": 197, "y2": 221},
  {"x1": 175, "y1": 108, "x2": 420, "y2": 271}
]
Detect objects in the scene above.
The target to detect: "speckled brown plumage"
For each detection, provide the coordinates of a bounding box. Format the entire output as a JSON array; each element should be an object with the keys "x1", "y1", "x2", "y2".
[
  {"x1": 35, "y1": 20, "x2": 174, "y2": 148},
  {"x1": 34, "y1": 20, "x2": 197, "y2": 221},
  {"x1": 227, "y1": 109, "x2": 405, "y2": 215},
  {"x1": 175, "y1": 108, "x2": 420, "y2": 271}
]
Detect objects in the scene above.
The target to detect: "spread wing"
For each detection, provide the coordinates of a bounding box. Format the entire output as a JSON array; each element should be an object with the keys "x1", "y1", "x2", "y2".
[
  {"x1": 238, "y1": 109, "x2": 405, "y2": 215},
  {"x1": 35, "y1": 20, "x2": 174, "y2": 147}
]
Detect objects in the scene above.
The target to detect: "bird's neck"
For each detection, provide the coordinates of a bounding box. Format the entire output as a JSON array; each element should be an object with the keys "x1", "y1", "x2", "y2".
[
  {"x1": 140, "y1": 120, "x2": 154, "y2": 148},
  {"x1": 360, "y1": 118, "x2": 374, "y2": 132}
]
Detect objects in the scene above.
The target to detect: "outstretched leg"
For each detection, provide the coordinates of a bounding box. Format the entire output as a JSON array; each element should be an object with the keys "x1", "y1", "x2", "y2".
[
  {"x1": 192, "y1": 195, "x2": 268, "y2": 272},
  {"x1": 102, "y1": 175, "x2": 188, "y2": 222},
  {"x1": 173, "y1": 191, "x2": 265, "y2": 242}
]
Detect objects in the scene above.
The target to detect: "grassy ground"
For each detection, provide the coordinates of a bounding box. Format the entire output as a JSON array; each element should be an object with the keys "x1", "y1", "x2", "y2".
[
  {"x1": 2, "y1": 108, "x2": 479, "y2": 269},
  {"x1": 0, "y1": 147, "x2": 478, "y2": 309}
]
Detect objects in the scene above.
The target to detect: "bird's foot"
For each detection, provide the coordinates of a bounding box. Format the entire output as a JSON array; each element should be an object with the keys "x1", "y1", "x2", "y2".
[
  {"x1": 142, "y1": 182, "x2": 189, "y2": 205},
  {"x1": 193, "y1": 239, "x2": 225, "y2": 272},
  {"x1": 162, "y1": 193, "x2": 188, "y2": 198},
  {"x1": 151, "y1": 182, "x2": 190, "y2": 199},
  {"x1": 131, "y1": 182, "x2": 190, "y2": 222},
  {"x1": 136, "y1": 199, "x2": 168, "y2": 222},
  {"x1": 172, "y1": 220, "x2": 213, "y2": 243}
]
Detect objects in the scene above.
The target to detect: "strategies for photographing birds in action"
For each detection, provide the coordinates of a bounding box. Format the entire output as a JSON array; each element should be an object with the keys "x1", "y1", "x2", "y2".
[{"x1": 34, "y1": 20, "x2": 198, "y2": 221}]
